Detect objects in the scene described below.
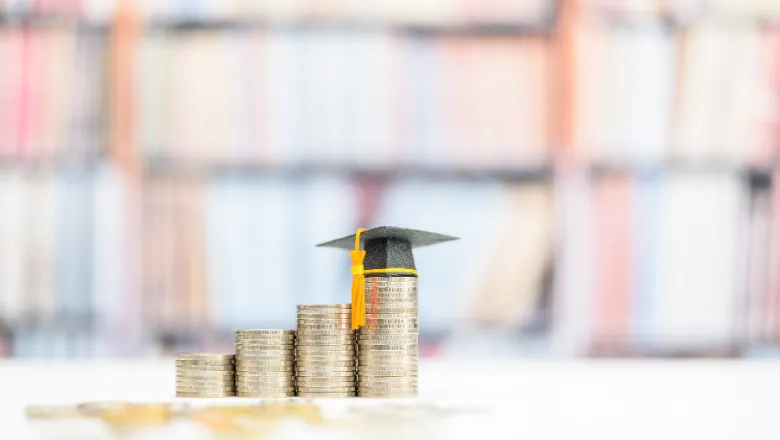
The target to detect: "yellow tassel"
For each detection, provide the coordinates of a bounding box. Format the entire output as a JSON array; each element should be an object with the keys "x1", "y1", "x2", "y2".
[{"x1": 350, "y1": 228, "x2": 367, "y2": 330}]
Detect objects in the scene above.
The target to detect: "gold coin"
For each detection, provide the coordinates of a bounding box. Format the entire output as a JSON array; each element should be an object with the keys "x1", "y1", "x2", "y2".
[
  {"x1": 236, "y1": 343, "x2": 295, "y2": 349},
  {"x1": 176, "y1": 365, "x2": 235, "y2": 372},
  {"x1": 297, "y1": 387, "x2": 356, "y2": 393},
  {"x1": 236, "y1": 354, "x2": 296, "y2": 361},
  {"x1": 176, "y1": 359, "x2": 234, "y2": 367},
  {"x1": 235, "y1": 329, "x2": 295, "y2": 336},
  {"x1": 235, "y1": 360, "x2": 295, "y2": 367},
  {"x1": 296, "y1": 371, "x2": 355, "y2": 378},
  {"x1": 26, "y1": 405, "x2": 82, "y2": 419},
  {"x1": 236, "y1": 387, "x2": 296, "y2": 394},
  {"x1": 236, "y1": 392, "x2": 296, "y2": 398},
  {"x1": 358, "y1": 376, "x2": 418, "y2": 383},
  {"x1": 297, "y1": 361, "x2": 355, "y2": 368},
  {"x1": 297, "y1": 340, "x2": 355, "y2": 347},
  {"x1": 234, "y1": 366, "x2": 295, "y2": 373},
  {"x1": 296, "y1": 392, "x2": 355, "y2": 398},
  {"x1": 296, "y1": 366, "x2": 355, "y2": 373},
  {"x1": 298, "y1": 343, "x2": 356, "y2": 355},
  {"x1": 178, "y1": 353, "x2": 234, "y2": 361},
  {"x1": 176, "y1": 391, "x2": 235, "y2": 398},
  {"x1": 358, "y1": 334, "x2": 418, "y2": 341},
  {"x1": 176, "y1": 370, "x2": 235, "y2": 377},
  {"x1": 356, "y1": 343, "x2": 418, "y2": 350},
  {"x1": 296, "y1": 379, "x2": 355, "y2": 386}
]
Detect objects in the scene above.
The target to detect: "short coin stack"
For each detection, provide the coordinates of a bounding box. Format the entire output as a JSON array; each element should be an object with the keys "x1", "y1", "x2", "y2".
[
  {"x1": 234, "y1": 330, "x2": 296, "y2": 398},
  {"x1": 358, "y1": 276, "x2": 419, "y2": 397},
  {"x1": 176, "y1": 354, "x2": 236, "y2": 398},
  {"x1": 296, "y1": 304, "x2": 357, "y2": 397}
]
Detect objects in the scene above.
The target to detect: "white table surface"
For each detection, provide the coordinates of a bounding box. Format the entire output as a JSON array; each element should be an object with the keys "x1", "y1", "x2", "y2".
[{"x1": 2, "y1": 358, "x2": 778, "y2": 440}]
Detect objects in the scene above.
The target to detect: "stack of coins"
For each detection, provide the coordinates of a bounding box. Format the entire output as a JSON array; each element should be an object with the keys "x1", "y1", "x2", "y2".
[
  {"x1": 357, "y1": 276, "x2": 419, "y2": 397},
  {"x1": 296, "y1": 304, "x2": 357, "y2": 398},
  {"x1": 176, "y1": 354, "x2": 236, "y2": 398},
  {"x1": 234, "y1": 330, "x2": 297, "y2": 398}
]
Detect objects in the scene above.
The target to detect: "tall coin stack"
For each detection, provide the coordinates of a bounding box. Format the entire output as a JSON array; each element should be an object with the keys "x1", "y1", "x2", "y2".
[
  {"x1": 176, "y1": 354, "x2": 236, "y2": 398},
  {"x1": 296, "y1": 304, "x2": 357, "y2": 397},
  {"x1": 357, "y1": 276, "x2": 419, "y2": 397},
  {"x1": 234, "y1": 330, "x2": 297, "y2": 398}
]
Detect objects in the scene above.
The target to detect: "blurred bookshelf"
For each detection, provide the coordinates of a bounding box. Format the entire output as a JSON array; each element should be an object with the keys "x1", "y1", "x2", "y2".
[{"x1": 0, "y1": 0, "x2": 780, "y2": 359}]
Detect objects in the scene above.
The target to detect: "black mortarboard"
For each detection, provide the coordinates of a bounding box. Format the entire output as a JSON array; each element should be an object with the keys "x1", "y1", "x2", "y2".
[{"x1": 317, "y1": 226, "x2": 459, "y2": 276}]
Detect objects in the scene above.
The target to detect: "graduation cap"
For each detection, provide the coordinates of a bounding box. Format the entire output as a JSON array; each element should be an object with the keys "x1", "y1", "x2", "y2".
[{"x1": 318, "y1": 226, "x2": 459, "y2": 329}]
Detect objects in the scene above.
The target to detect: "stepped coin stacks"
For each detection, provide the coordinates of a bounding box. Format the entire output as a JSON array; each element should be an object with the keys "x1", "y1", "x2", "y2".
[
  {"x1": 234, "y1": 330, "x2": 296, "y2": 397},
  {"x1": 318, "y1": 226, "x2": 458, "y2": 397},
  {"x1": 296, "y1": 304, "x2": 357, "y2": 397},
  {"x1": 176, "y1": 354, "x2": 236, "y2": 398}
]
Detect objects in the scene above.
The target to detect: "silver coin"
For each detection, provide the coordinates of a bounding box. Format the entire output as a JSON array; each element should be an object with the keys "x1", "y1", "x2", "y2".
[
  {"x1": 297, "y1": 319, "x2": 352, "y2": 326},
  {"x1": 235, "y1": 329, "x2": 295, "y2": 336},
  {"x1": 295, "y1": 314, "x2": 352, "y2": 321},
  {"x1": 296, "y1": 331, "x2": 355, "y2": 337},
  {"x1": 297, "y1": 304, "x2": 351, "y2": 310},
  {"x1": 176, "y1": 391, "x2": 236, "y2": 398},
  {"x1": 363, "y1": 317, "x2": 418, "y2": 324},
  {"x1": 236, "y1": 392, "x2": 296, "y2": 398},
  {"x1": 296, "y1": 371, "x2": 355, "y2": 378},
  {"x1": 360, "y1": 324, "x2": 418, "y2": 330},
  {"x1": 296, "y1": 322, "x2": 352, "y2": 328},
  {"x1": 296, "y1": 392, "x2": 355, "y2": 398},
  {"x1": 297, "y1": 324, "x2": 353, "y2": 331},
  {"x1": 358, "y1": 348, "x2": 418, "y2": 355},
  {"x1": 364, "y1": 276, "x2": 417, "y2": 282},
  {"x1": 363, "y1": 310, "x2": 418, "y2": 316},
  {"x1": 364, "y1": 296, "x2": 418, "y2": 303}
]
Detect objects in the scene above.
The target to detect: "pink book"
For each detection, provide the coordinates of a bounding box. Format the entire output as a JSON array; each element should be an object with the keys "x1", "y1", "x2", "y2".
[
  {"x1": 0, "y1": 29, "x2": 18, "y2": 158},
  {"x1": 592, "y1": 175, "x2": 633, "y2": 350},
  {"x1": 756, "y1": 29, "x2": 780, "y2": 166},
  {"x1": 16, "y1": 28, "x2": 40, "y2": 161}
]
